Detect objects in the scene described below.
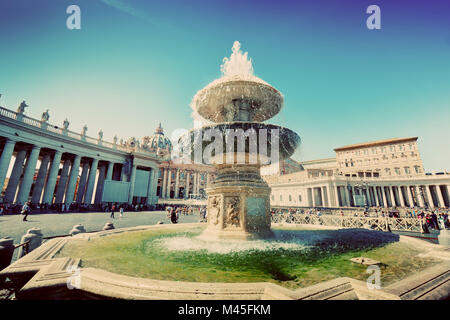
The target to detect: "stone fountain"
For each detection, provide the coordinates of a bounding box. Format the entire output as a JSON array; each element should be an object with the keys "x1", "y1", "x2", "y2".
[{"x1": 180, "y1": 41, "x2": 300, "y2": 240}]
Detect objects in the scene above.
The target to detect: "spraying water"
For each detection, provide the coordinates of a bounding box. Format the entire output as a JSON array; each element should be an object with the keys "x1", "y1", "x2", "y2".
[{"x1": 220, "y1": 41, "x2": 254, "y2": 78}]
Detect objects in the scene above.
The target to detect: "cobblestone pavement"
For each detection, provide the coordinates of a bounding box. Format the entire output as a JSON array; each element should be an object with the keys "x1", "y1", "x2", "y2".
[{"x1": 0, "y1": 210, "x2": 201, "y2": 247}]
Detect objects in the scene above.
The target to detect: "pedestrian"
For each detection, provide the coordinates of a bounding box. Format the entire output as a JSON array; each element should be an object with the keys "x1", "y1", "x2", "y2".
[
  {"x1": 110, "y1": 203, "x2": 116, "y2": 219},
  {"x1": 21, "y1": 201, "x2": 31, "y2": 222},
  {"x1": 170, "y1": 207, "x2": 178, "y2": 224},
  {"x1": 119, "y1": 205, "x2": 124, "y2": 218}
]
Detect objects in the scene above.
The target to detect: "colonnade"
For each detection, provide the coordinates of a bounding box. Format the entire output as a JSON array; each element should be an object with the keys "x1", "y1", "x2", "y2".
[
  {"x1": 328, "y1": 183, "x2": 450, "y2": 208},
  {"x1": 0, "y1": 138, "x2": 155, "y2": 205},
  {"x1": 159, "y1": 167, "x2": 214, "y2": 200}
]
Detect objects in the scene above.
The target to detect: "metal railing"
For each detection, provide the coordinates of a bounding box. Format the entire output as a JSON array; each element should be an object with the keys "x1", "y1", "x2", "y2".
[
  {"x1": 13, "y1": 240, "x2": 30, "y2": 255},
  {"x1": 271, "y1": 213, "x2": 423, "y2": 232}
]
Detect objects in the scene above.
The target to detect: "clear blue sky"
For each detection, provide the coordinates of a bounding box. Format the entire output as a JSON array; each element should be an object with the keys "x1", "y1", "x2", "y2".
[{"x1": 0, "y1": 0, "x2": 449, "y2": 171}]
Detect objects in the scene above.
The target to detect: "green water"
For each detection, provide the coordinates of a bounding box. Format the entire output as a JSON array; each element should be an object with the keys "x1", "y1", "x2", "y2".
[{"x1": 58, "y1": 225, "x2": 440, "y2": 289}]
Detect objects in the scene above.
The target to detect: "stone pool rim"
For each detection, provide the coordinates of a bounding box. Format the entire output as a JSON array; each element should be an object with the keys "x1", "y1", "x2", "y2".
[{"x1": 1, "y1": 223, "x2": 449, "y2": 300}]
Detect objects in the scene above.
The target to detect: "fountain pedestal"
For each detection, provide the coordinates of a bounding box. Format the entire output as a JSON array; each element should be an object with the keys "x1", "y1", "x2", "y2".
[{"x1": 201, "y1": 165, "x2": 272, "y2": 240}]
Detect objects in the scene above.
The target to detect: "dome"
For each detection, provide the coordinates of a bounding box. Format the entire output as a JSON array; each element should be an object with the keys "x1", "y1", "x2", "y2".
[{"x1": 142, "y1": 123, "x2": 172, "y2": 153}]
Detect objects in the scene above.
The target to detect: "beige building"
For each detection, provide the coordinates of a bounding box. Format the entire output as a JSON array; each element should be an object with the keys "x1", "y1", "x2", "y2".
[
  {"x1": 265, "y1": 137, "x2": 449, "y2": 209},
  {"x1": 334, "y1": 137, "x2": 424, "y2": 178}
]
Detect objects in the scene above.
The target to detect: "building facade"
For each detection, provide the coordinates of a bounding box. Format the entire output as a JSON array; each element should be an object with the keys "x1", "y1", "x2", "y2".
[
  {"x1": 266, "y1": 137, "x2": 449, "y2": 209},
  {"x1": 0, "y1": 104, "x2": 161, "y2": 206},
  {"x1": 334, "y1": 137, "x2": 424, "y2": 178}
]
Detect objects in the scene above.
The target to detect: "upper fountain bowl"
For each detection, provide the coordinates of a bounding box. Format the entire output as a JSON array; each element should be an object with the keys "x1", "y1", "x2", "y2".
[{"x1": 192, "y1": 75, "x2": 283, "y2": 123}]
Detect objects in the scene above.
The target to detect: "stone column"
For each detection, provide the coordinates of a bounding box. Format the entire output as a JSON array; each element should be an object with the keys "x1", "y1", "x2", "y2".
[
  {"x1": 382, "y1": 187, "x2": 388, "y2": 207},
  {"x1": 174, "y1": 169, "x2": 180, "y2": 199},
  {"x1": 31, "y1": 154, "x2": 51, "y2": 203},
  {"x1": 94, "y1": 165, "x2": 106, "y2": 204},
  {"x1": 146, "y1": 168, "x2": 154, "y2": 205},
  {"x1": 42, "y1": 150, "x2": 63, "y2": 205},
  {"x1": 54, "y1": 159, "x2": 71, "y2": 204},
  {"x1": 166, "y1": 169, "x2": 172, "y2": 198},
  {"x1": 320, "y1": 187, "x2": 325, "y2": 207},
  {"x1": 426, "y1": 185, "x2": 435, "y2": 208},
  {"x1": 65, "y1": 155, "x2": 81, "y2": 204},
  {"x1": 16, "y1": 146, "x2": 41, "y2": 204},
  {"x1": 415, "y1": 186, "x2": 424, "y2": 207},
  {"x1": 161, "y1": 168, "x2": 167, "y2": 199},
  {"x1": 106, "y1": 161, "x2": 114, "y2": 180},
  {"x1": 192, "y1": 172, "x2": 196, "y2": 197},
  {"x1": 0, "y1": 139, "x2": 16, "y2": 192},
  {"x1": 120, "y1": 164, "x2": 127, "y2": 182},
  {"x1": 4, "y1": 149, "x2": 27, "y2": 203},
  {"x1": 152, "y1": 167, "x2": 159, "y2": 200},
  {"x1": 185, "y1": 171, "x2": 190, "y2": 199},
  {"x1": 389, "y1": 187, "x2": 396, "y2": 207},
  {"x1": 83, "y1": 159, "x2": 98, "y2": 204},
  {"x1": 128, "y1": 164, "x2": 137, "y2": 204},
  {"x1": 398, "y1": 187, "x2": 406, "y2": 207},
  {"x1": 206, "y1": 173, "x2": 212, "y2": 188},
  {"x1": 436, "y1": 185, "x2": 445, "y2": 208},
  {"x1": 324, "y1": 186, "x2": 330, "y2": 206},
  {"x1": 407, "y1": 186, "x2": 415, "y2": 207},
  {"x1": 76, "y1": 161, "x2": 89, "y2": 203},
  {"x1": 334, "y1": 185, "x2": 340, "y2": 207}
]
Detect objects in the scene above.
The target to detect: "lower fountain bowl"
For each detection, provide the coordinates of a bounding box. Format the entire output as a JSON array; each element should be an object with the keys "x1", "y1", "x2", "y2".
[{"x1": 178, "y1": 122, "x2": 300, "y2": 165}]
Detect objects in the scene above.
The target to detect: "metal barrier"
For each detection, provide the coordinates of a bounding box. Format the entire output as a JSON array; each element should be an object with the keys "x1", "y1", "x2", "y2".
[{"x1": 271, "y1": 213, "x2": 422, "y2": 232}]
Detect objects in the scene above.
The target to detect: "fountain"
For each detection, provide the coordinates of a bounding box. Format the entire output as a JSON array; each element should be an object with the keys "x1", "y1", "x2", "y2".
[
  {"x1": 181, "y1": 41, "x2": 300, "y2": 240},
  {"x1": 2, "y1": 42, "x2": 446, "y2": 301}
]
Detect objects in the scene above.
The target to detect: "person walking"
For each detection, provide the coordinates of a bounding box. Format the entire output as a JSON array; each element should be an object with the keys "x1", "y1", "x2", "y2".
[
  {"x1": 119, "y1": 205, "x2": 124, "y2": 218},
  {"x1": 21, "y1": 201, "x2": 31, "y2": 222},
  {"x1": 170, "y1": 207, "x2": 178, "y2": 224},
  {"x1": 110, "y1": 203, "x2": 116, "y2": 219}
]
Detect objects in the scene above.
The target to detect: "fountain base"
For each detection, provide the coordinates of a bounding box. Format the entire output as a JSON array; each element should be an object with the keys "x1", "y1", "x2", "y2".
[{"x1": 201, "y1": 165, "x2": 272, "y2": 240}]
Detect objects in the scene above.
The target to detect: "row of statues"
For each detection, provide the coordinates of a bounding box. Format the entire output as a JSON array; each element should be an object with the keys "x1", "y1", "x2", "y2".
[{"x1": 11, "y1": 100, "x2": 167, "y2": 153}]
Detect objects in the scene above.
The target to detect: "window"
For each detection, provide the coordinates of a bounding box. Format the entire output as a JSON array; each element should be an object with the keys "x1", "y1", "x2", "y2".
[
  {"x1": 298, "y1": 195, "x2": 302, "y2": 202},
  {"x1": 404, "y1": 167, "x2": 410, "y2": 174},
  {"x1": 394, "y1": 167, "x2": 400, "y2": 175},
  {"x1": 414, "y1": 166, "x2": 420, "y2": 174},
  {"x1": 280, "y1": 195, "x2": 282, "y2": 201},
  {"x1": 390, "y1": 146, "x2": 395, "y2": 152},
  {"x1": 271, "y1": 195, "x2": 274, "y2": 201},
  {"x1": 289, "y1": 195, "x2": 292, "y2": 202},
  {"x1": 385, "y1": 168, "x2": 391, "y2": 175}
]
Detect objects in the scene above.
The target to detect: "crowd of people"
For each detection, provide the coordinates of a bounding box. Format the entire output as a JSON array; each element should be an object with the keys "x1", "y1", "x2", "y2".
[
  {"x1": 0, "y1": 201, "x2": 159, "y2": 217},
  {"x1": 165, "y1": 205, "x2": 207, "y2": 224}
]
